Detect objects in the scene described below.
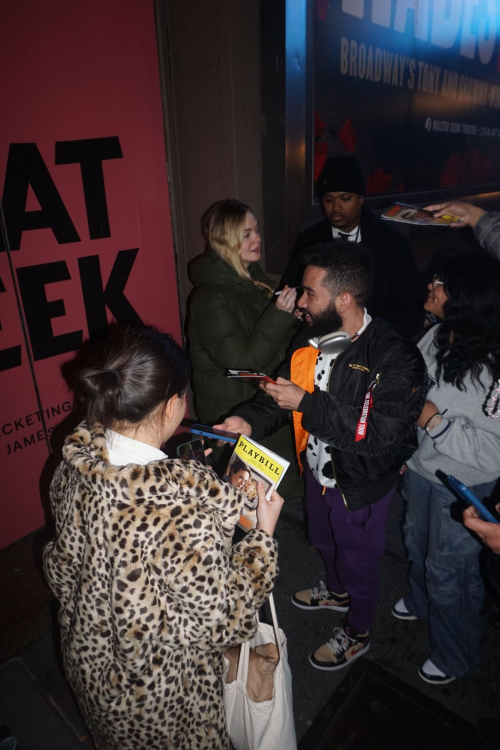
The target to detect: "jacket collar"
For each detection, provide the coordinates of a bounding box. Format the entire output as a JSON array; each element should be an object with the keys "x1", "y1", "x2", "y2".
[
  {"x1": 62, "y1": 422, "x2": 243, "y2": 538},
  {"x1": 188, "y1": 248, "x2": 267, "y2": 297},
  {"x1": 317, "y1": 205, "x2": 375, "y2": 239}
]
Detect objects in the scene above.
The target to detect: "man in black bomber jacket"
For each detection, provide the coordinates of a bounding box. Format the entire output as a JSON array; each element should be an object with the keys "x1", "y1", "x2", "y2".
[
  {"x1": 216, "y1": 241, "x2": 427, "y2": 673},
  {"x1": 279, "y1": 155, "x2": 424, "y2": 338}
]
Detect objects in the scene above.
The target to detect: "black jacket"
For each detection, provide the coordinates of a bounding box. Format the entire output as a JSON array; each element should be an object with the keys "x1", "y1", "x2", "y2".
[
  {"x1": 280, "y1": 207, "x2": 424, "y2": 338},
  {"x1": 235, "y1": 319, "x2": 427, "y2": 511}
]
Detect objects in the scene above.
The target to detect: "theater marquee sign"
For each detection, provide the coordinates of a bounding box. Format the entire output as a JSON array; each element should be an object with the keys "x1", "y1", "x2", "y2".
[{"x1": 313, "y1": 0, "x2": 500, "y2": 195}]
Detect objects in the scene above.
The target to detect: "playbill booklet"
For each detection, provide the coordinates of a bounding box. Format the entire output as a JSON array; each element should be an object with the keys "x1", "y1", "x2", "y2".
[
  {"x1": 221, "y1": 435, "x2": 289, "y2": 532},
  {"x1": 382, "y1": 202, "x2": 460, "y2": 226}
]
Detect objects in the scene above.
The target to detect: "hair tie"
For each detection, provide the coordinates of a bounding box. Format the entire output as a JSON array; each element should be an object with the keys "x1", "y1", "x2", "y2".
[{"x1": 105, "y1": 369, "x2": 122, "y2": 384}]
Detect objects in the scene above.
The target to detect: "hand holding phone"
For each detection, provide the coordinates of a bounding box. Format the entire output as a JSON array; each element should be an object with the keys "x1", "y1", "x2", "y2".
[
  {"x1": 176, "y1": 439, "x2": 207, "y2": 464},
  {"x1": 212, "y1": 417, "x2": 252, "y2": 445},
  {"x1": 463, "y1": 505, "x2": 500, "y2": 553},
  {"x1": 190, "y1": 423, "x2": 239, "y2": 444},
  {"x1": 447, "y1": 475, "x2": 499, "y2": 524}
]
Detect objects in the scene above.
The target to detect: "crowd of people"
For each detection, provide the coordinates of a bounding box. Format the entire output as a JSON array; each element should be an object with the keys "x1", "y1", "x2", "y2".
[{"x1": 42, "y1": 155, "x2": 500, "y2": 750}]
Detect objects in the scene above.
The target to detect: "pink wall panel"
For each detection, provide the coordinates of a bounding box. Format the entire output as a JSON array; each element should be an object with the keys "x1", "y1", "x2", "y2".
[{"x1": 0, "y1": 0, "x2": 181, "y2": 548}]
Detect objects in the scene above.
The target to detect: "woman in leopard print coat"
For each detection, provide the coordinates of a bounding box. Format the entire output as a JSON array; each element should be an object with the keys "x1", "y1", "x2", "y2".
[{"x1": 43, "y1": 327, "x2": 282, "y2": 750}]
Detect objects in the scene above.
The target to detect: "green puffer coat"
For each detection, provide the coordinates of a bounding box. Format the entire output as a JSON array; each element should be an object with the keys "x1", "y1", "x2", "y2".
[{"x1": 187, "y1": 249, "x2": 303, "y2": 499}]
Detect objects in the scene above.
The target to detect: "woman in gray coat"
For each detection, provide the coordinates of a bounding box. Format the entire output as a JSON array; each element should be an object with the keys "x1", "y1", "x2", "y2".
[{"x1": 393, "y1": 255, "x2": 500, "y2": 685}]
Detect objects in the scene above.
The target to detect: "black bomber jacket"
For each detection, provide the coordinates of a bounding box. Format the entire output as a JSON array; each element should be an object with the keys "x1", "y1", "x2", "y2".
[{"x1": 235, "y1": 318, "x2": 427, "y2": 511}]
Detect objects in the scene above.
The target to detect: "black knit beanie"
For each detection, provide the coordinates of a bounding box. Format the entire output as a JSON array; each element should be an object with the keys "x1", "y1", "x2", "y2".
[{"x1": 317, "y1": 155, "x2": 366, "y2": 197}]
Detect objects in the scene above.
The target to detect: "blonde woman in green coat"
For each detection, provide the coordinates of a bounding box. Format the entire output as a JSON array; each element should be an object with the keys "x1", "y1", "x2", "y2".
[{"x1": 187, "y1": 199, "x2": 302, "y2": 498}]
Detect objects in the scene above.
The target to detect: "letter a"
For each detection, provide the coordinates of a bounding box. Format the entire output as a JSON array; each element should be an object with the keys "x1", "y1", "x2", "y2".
[{"x1": 1, "y1": 143, "x2": 80, "y2": 250}]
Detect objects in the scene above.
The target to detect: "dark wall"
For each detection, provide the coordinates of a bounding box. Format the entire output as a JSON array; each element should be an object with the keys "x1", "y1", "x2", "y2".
[{"x1": 156, "y1": 0, "x2": 265, "y2": 313}]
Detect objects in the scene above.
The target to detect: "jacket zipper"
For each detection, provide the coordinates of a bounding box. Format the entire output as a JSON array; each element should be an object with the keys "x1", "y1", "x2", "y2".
[{"x1": 326, "y1": 358, "x2": 348, "y2": 508}]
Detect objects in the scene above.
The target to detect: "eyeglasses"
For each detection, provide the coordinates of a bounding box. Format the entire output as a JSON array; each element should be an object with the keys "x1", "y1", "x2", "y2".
[{"x1": 431, "y1": 274, "x2": 444, "y2": 288}]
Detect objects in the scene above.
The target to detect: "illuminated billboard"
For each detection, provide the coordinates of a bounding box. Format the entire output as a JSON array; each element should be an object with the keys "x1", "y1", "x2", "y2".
[{"x1": 313, "y1": 0, "x2": 500, "y2": 196}]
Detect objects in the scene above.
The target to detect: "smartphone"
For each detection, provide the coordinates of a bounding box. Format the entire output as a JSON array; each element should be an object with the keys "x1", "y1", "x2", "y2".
[
  {"x1": 190, "y1": 424, "x2": 238, "y2": 444},
  {"x1": 226, "y1": 369, "x2": 277, "y2": 385},
  {"x1": 176, "y1": 439, "x2": 207, "y2": 464},
  {"x1": 447, "y1": 475, "x2": 499, "y2": 524}
]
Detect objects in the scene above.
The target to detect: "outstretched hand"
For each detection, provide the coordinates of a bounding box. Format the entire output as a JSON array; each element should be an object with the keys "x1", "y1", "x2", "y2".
[
  {"x1": 260, "y1": 376, "x2": 305, "y2": 411},
  {"x1": 424, "y1": 201, "x2": 485, "y2": 229}
]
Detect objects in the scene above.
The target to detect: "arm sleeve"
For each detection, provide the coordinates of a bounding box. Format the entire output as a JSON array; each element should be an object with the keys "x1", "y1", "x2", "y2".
[
  {"x1": 474, "y1": 212, "x2": 500, "y2": 260},
  {"x1": 235, "y1": 352, "x2": 294, "y2": 439},
  {"x1": 43, "y1": 466, "x2": 85, "y2": 608},
  {"x1": 427, "y1": 416, "x2": 500, "y2": 473},
  {"x1": 299, "y1": 346, "x2": 427, "y2": 456},
  {"x1": 192, "y1": 291, "x2": 295, "y2": 371},
  {"x1": 161, "y1": 529, "x2": 278, "y2": 649}
]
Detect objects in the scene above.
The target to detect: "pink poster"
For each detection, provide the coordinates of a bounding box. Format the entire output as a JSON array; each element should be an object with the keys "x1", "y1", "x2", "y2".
[{"x1": 0, "y1": 0, "x2": 181, "y2": 547}]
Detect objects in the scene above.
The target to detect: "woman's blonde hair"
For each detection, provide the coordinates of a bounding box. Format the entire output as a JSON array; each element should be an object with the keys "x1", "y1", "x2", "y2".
[{"x1": 203, "y1": 199, "x2": 272, "y2": 296}]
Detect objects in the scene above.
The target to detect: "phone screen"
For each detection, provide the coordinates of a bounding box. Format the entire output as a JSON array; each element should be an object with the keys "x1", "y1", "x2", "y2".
[{"x1": 176, "y1": 439, "x2": 207, "y2": 464}]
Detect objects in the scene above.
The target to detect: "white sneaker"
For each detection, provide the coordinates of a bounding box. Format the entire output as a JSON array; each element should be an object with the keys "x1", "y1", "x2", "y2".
[
  {"x1": 419, "y1": 658, "x2": 456, "y2": 685},
  {"x1": 391, "y1": 598, "x2": 417, "y2": 621}
]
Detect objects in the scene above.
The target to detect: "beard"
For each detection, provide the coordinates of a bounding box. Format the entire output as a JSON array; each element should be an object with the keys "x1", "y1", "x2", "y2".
[{"x1": 303, "y1": 302, "x2": 343, "y2": 338}]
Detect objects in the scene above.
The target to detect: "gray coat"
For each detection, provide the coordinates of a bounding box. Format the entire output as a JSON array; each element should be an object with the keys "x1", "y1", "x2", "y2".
[
  {"x1": 408, "y1": 326, "x2": 500, "y2": 487},
  {"x1": 474, "y1": 211, "x2": 500, "y2": 260}
]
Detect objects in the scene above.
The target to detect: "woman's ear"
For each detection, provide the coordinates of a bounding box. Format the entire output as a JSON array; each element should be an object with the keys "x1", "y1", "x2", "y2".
[{"x1": 163, "y1": 394, "x2": 178, "y2": 423}]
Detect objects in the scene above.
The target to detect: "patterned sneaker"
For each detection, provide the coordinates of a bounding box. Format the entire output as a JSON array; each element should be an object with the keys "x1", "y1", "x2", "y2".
[
  {"x1": 291, "y1": 581, "x2": 350, "y2": 612},
  {"x1": 309, "y1": 624, "x2": 370, "y2": 671}
]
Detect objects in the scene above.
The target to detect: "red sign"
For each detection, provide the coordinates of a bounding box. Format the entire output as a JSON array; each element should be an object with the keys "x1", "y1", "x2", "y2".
[{"x1": 0, "y1": 0, "x2": 181, "y2": 548}]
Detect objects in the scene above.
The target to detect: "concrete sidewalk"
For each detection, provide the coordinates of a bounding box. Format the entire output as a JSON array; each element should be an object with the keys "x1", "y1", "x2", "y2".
[
  {"x1": 273, "y1": 491, "x2": 500, "y2": 741},
  {"x1": 1, "y1": 491, "x2": 499, "y2": 747}
]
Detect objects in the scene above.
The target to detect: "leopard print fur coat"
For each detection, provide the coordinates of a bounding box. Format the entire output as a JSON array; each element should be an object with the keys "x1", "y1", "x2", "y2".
[{"x1": 43, "y1": 423, "x2": 278, "y2": 749}]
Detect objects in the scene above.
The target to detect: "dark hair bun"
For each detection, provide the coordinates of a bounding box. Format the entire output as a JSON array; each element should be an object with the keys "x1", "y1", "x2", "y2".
[{"x1": 74, "y1": 325, "x2": 190, "y2": 429}]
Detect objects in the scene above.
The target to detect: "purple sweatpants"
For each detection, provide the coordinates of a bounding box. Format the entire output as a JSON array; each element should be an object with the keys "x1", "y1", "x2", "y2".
[{"x1": 305, "y1": 467, "x2": 394, "y2": 634}]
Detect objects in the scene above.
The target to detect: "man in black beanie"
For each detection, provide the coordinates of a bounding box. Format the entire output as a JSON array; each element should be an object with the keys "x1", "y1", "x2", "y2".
[{"x1": 280, "y1": 155, "x2": 423, "y2": 337}]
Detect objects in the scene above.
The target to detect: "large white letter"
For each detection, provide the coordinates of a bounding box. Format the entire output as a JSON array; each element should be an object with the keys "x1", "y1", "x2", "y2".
[
  {"x1": 478, "y1": 0, "x2": 496, "y2": 64},
  {"x1": 372, "y1": 0, "x2": 392, "y2": 27},
  {"x1": 431, "y1": 0, "x2": 463, "y2": 49},
  {"x1": 460, "y1": 0, "x2": 480, "y2": 59},
  {"x1": 394, "y1": 0, "x2": 418, "y2": 34},
  {"x1": 414, "y1": 0, "x2": 430, "y2": 40},
  {"x1": 342, "y1": 0, "x2": 364, "y2": 19},
  {"x1": 394, "y1": 0, "x2": 429, "y2": 40}
]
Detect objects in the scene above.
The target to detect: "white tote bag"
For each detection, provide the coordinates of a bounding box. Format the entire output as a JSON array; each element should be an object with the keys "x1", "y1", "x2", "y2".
[{"x1": 224, "y1": 594, "x2": 297, "y2": 750}]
